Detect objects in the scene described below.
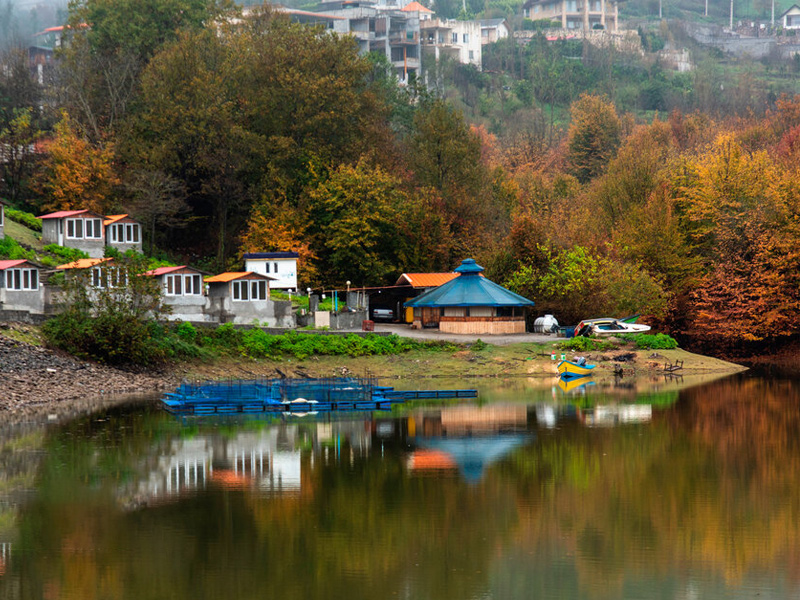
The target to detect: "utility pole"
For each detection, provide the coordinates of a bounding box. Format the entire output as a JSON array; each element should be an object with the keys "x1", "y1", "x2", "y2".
[
  {"x1": 772, "y1": 0, "x2": 775, "y2": 27},
  {"x1": 705, "y1": 0, "x2": 708, "y2": 17},
  {"x1": 659, "y1": 0, "x2": 662, "y2": 19},
  {"x1": 730, "y1": 0, "x2": 733, "y2": 29}
]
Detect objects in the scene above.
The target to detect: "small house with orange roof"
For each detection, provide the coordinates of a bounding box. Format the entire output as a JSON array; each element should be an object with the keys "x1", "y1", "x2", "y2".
[
  {"x1": 0, "y1": 259, "x2": 46, "y2": 314},
  {"x1": 56, "y1": 257, "x2": 117, "y2": 288},
  {"x1": 104, "y1": 214, "x2": 142, "y2": 254},
  {"x1": 38, "y1": 209, "x2": 107, "y2": 257},
  {"x1": 0, "y1": 199, "x2": 6, "y2": 239},
  {"x1": 205, "y1": 271, "x2": 295, "y2": 326},
  {"x1": 401, "y1": 1, "x2": 434, "y2": 20},
  {"x1": 394, "y1": 272, "x2": 460, "y2": 323},
  {"x1": 142, "y1": 265, "x2": 208, "y2": 321}
]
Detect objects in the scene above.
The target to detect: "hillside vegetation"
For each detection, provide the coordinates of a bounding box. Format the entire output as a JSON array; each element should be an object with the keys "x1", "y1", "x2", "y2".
[{"x1": 2, "y1": 0, "x2": 800, "y2": 356}]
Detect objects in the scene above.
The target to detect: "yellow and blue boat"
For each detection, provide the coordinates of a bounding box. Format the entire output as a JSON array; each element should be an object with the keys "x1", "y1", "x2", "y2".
[{"x1": 557, "y1": 360, "x2": 596, "y2": 377}]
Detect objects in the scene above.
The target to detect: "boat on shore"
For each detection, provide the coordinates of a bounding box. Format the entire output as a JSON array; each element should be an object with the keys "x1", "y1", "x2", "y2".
[
  {"x1": 557, "y1": 359, "x2": 596, "y2": 377},
  {"x1": 576, "y1": 317, "x2": 651, "y2": 337}
]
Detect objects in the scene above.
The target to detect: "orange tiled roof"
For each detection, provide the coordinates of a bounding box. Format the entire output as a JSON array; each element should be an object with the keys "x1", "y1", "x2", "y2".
[
  {"x1": 402, "y1": 1, "x2": 434, "y2": 11},
  {"x1": 103, "y1": 214, "x2": 132, "y2": 226},
  {"x1": 56, "y1": 258, "x2": 112, "y2": 270},
  {"x1": 205, "y1": 271, "x2": 273, "y2": 283},
  {"x1": 396, "y1": 273, "x2": 459, "y2": 288}
]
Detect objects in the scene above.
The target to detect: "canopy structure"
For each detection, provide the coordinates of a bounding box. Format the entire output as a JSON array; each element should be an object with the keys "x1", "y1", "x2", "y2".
[{"x1": 403, "y1": 259, "x2": 534, "y2": 334}]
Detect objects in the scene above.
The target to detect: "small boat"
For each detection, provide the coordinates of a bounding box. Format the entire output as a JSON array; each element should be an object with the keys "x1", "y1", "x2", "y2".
[{"x1": 557, "y1": 359, "x2": 596, "y2": 377}]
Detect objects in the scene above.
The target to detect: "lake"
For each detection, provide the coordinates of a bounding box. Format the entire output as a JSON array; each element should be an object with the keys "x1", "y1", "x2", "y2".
[{"x1": 0, "y1": 372, "x2": 798, "y2": 599}]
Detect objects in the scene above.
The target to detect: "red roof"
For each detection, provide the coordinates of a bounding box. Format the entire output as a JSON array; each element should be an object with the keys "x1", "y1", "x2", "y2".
[
  {"x1": 143, "y1": 265, "x2": 189, "y2": 277},
  {"x1": 38, "y1": 209, "x2": 102, "y2": 220},
  {"x1": 0, "y1": 260, "x2": 29, "y2": 271}
]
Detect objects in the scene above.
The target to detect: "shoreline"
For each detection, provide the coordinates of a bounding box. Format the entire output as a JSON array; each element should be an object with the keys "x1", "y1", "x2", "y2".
[{"x1": 0, "y1": 325, "x2": 748, "y2": 416}]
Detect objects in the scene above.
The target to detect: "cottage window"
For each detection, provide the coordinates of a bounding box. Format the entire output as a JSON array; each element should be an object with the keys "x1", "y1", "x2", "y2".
[
  {"x1": 87, "y1": 219, "x2": 102, "y2": 239},
  {"x1": 469, "y1": 50, "x2": 474, "y2": 60},
  {"x1": 451, "y1": 32, "x2": 458, "y2": 43},
  {"x1": 167, "y1": 274, "x2": 201, "y2": 295},
  {"x1": 67, "y1": 218, "x2": 83, "y2": 239},
  {"x1": 110, "y1": 223, "x2": 140, "y2": 243},
  {"x1": 273, "y1": 262, "x2": 279, "y2": 273},
  {"x1": 463, "y1": 33, "x2": 469, "y2": 43},
  {"x1": 5, "y1": 268, "x2": 38, "y2": 291},
  {"x1": 233, "y1": 279, "x2": 267, "y2": 300},
  {"x1": 265, "y1": 263, "x2": 270, "y2": 273}
]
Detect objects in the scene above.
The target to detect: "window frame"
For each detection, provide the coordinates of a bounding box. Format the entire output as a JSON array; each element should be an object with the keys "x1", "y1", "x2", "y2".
[{"x1": 5, "y1": 268, "x2": 39, "y2": 291}]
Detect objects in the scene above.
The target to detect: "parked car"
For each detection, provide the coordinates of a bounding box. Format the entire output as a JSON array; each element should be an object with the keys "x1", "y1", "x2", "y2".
[{"x1": 372, "y1": 308, "x2": 394, "y2": 321}]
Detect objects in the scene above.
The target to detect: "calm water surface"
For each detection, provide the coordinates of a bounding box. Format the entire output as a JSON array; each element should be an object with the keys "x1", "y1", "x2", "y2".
[{"x1": 1, "y1": 373, "x2": 799, "y2": 599}]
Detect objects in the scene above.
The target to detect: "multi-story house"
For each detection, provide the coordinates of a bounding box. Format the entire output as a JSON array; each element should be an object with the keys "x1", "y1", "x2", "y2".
[
  {"x1": 304, "y1": 1, "x2": 422, "y2": 83},
  {"x1": 522, "y1": 0, "x2": 619, "y2": 31},
  {"x1": 420, "y1": 16, "x2": 482, "y2": 68}
]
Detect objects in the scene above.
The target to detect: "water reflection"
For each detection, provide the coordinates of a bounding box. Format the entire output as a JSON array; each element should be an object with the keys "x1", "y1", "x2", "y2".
[{"x1": 0, "y1": 374, "x2": 799, "y2": 599}]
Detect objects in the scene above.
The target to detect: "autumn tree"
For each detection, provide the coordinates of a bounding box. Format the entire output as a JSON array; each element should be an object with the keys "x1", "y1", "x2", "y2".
[
  {"x1": 57, "y1": 0, "x2": 229, "y2": 139},
  {"x1": 37, "y1": 112, "x2": 120, "y2": 214},
  {"x1": 567, "y1": 94, "x2": 622, "y2": 183},
  {"x1": 130, "y1": 10, "x2": 390, "y2": 267}
]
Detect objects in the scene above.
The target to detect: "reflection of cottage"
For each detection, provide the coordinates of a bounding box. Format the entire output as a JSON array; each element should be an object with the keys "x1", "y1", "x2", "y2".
[
  {"x1": 39, "y1": 210, "x2": 107, "y2": 257},
  {"x1": 0, "y1": 260, "x2": 45, "y2": 314},
  {"x1": 205, "y1": 271, "x2": 295, "y2": 327},
  {"x1": 142, "y1": 265, "x2": 208, "y2": 321},
  {"x1": 404, "y1": 258, "x2": 534, "y2": 333},
  {"x1": 243, "y1": 252, "x2": 299, "y2": 290},
  {"x1": 104, "y1": 214, "x2": 142, "y2": 254},
  {"x1": 0, "y1": 199, "x2": 5, "y2": 239}
]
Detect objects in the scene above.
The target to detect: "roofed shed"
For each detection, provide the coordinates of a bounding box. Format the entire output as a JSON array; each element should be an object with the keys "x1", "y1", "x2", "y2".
[{"x1": 403, "y1": 258, "x2": 534, "y2": 334}]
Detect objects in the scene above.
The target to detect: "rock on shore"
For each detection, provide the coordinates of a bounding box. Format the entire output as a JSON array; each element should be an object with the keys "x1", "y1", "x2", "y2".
[{"x1": 0, "y1": 332, "x2": 173, "y2": 412}]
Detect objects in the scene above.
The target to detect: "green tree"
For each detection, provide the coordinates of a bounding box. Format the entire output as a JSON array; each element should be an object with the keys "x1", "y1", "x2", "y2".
[
  {"x1": 302, "y1": 160, "x2": 410, "y2": 286},
  {"x1": 567, "y1": 94, "x2": 622, "y2": 183}
]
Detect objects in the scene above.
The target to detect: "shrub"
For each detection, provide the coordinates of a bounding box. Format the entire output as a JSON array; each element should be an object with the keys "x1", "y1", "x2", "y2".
[
  {"x1": 176, "y1": 322, "x2": 198, "y2": 344},
  {"x1": 622, "y1": 333, "x2": 678, "y2": 350},
  {"x1": 0, "y1": 237, "x2": 36, "y2": 261},
  {"x1": 559, "y1": 336, "x2": 615, "y2": 352},
  {"x1": 43, "y1": 244, "x2": 89, "y2": 262},
  {"x1": 5, "y1": 208, "x2": 42, "y2": 232}
]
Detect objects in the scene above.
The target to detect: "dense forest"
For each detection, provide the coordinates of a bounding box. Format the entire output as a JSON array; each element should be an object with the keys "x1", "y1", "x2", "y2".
[{"x1": 2, "y1": 0, "x2": 800, "y2": 354}]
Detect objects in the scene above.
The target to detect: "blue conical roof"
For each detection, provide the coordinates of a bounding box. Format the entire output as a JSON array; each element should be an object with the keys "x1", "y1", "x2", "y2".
[{"x1": 404, "y1": 259, "x2": 535, "y2": 308}]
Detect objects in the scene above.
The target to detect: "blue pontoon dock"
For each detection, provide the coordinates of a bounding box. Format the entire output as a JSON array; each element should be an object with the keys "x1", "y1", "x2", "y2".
[{"x1": 161, "y1": 377, "x2": 478, "y2": 416}]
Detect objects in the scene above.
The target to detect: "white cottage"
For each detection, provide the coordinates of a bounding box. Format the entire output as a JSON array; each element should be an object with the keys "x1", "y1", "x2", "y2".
[
  {"x1": 782, "y1": 4, "x2": 800, "y2": 28},
  {"x1": 39, "y1": 210, "x2": 107, "y2": 257},
  {"x1": 142, "y1": 265, "x2": 208, "y2": 322},
  {"x1": 243, "y1": 252, "x2": 299, "y2": 291},
  {"x1": 204, "y1": 271, "x2": 295, "y2": 327},
  {"x1": 0, "y1": 259, "x2": 45, "y2": 314},
  {"x1": 104, "y1": 214, "x2": 143, "y2": 254}
]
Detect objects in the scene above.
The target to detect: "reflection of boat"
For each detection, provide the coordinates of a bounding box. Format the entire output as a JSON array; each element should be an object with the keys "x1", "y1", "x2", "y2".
[
  {"x1": 557, "y1": 360, "x2": 595, "y2": 377},
  {"x1": 582, "y1": 404, "x2": 653, "y2": 426},
  {"x1": 415, "y1": 434, "x2": 531, "y2": 483},
  {"x1": 576, "y1": 317, "x2": 651, "y2": 337},
  {"x1": 557, "y1": 375, "x2": 595, "y2": 393}
]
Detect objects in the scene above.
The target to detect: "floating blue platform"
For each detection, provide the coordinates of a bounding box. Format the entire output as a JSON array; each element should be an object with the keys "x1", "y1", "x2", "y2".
[{"x1": 161, "y1": 377, "x2": 478, "y2": 416}]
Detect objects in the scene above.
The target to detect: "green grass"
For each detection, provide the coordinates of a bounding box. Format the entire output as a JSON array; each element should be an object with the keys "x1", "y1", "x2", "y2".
[{"x1": 4, "y1": 219, "x2": 42, "y2": 250}]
